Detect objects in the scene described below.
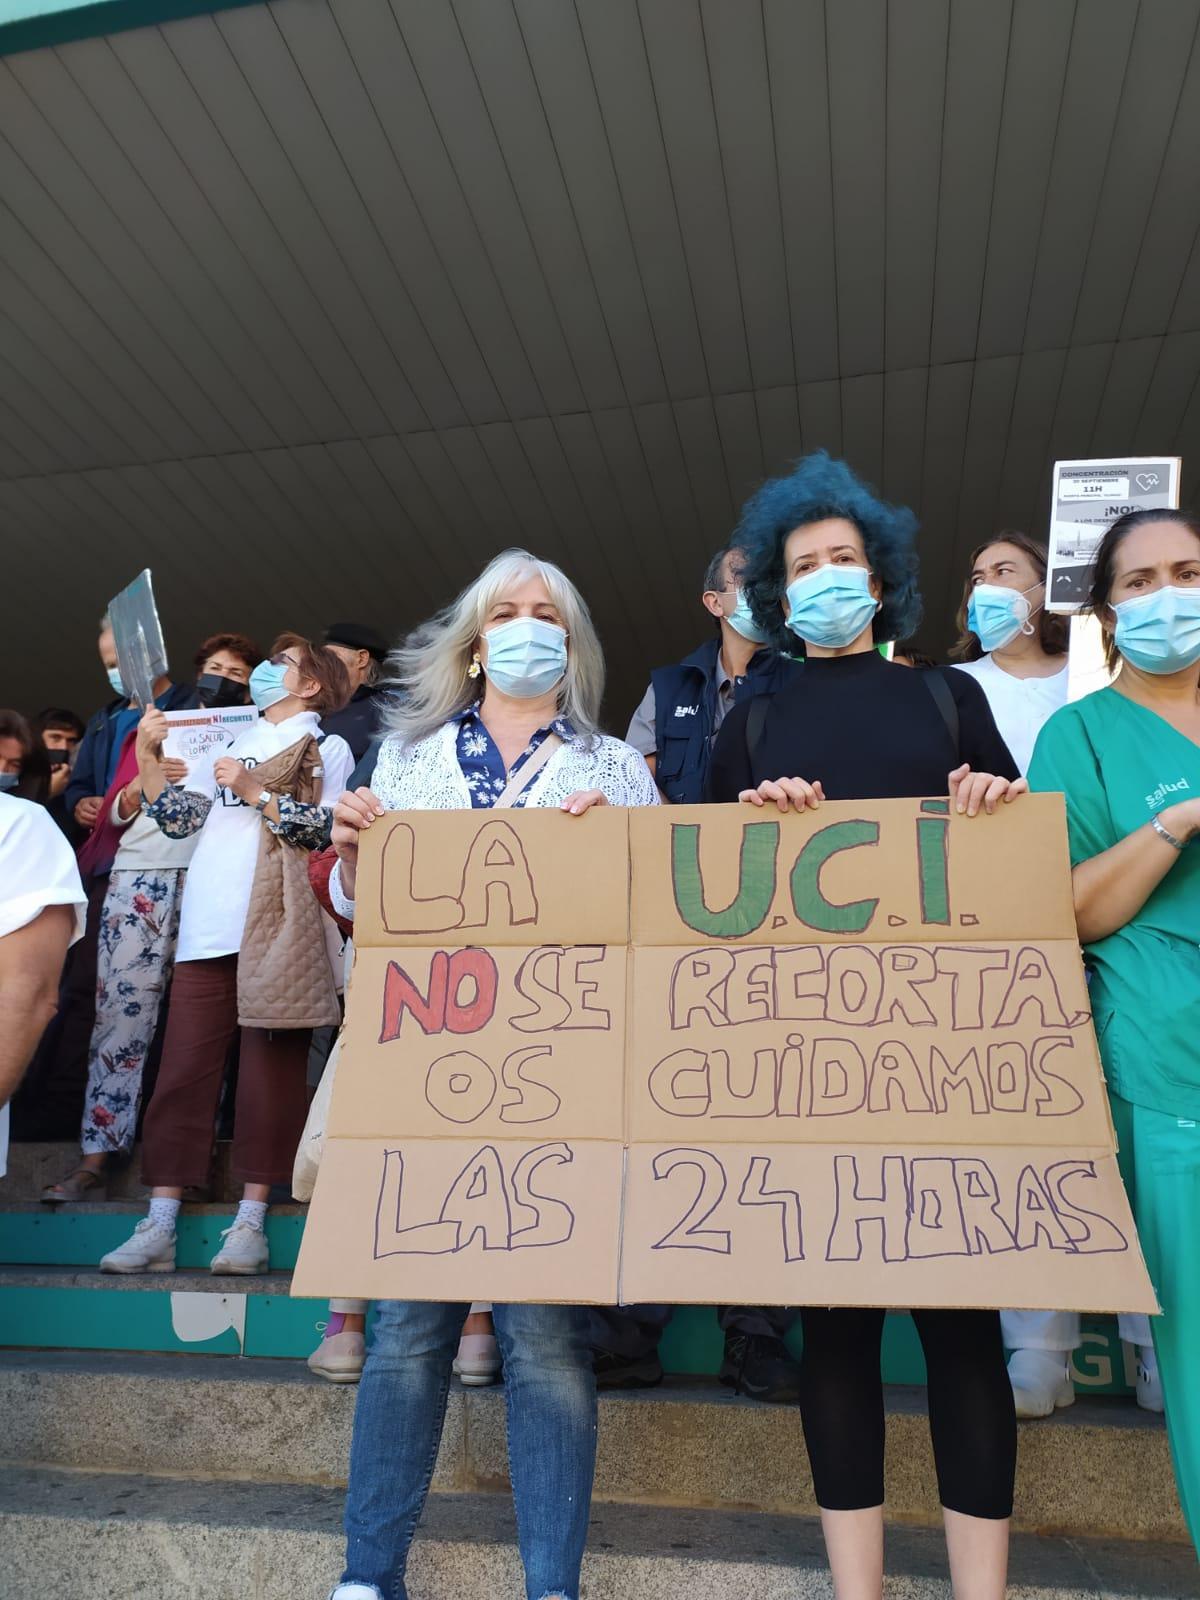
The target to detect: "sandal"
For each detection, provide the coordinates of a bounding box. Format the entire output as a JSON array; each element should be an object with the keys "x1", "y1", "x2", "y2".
[{"x1": 41, "y1": 1167, "x2": 108, "y2": 1204}]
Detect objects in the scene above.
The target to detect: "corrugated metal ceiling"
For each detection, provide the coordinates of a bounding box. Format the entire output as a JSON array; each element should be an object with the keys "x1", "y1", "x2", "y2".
[{"x1": 3, "y1": 0, "x2": 1200, "y2": 722}]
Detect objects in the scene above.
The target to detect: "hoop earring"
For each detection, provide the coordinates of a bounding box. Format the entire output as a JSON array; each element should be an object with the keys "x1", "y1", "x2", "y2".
[{"x1": 467, "y1": 651, "x2": 482, "y2": 680}]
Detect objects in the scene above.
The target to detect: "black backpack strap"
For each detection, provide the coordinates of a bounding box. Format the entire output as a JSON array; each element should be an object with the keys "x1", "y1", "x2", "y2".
[
  {"x1": 922, "y1": 668, "x2": 960, "y2": 760},
  {"x1": 745, "y1": 694, "x2": 770, "y2": 773}
]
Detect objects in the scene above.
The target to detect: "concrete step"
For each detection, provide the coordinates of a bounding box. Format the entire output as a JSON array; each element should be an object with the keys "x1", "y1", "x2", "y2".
[
  {"x1": 3, "y1": 1466, "x2": 1196, "y2": 1600},
  {"x1": 0, "y1": 1199, "x2": 305, "y2": 1269},
  {"x1": 0, "y1": 1139, "x2": 236, "y2": 1203},
  {"x1": 0, "y1": 1265, "x2": 317, "y2": 1361},
  {"x1": 0, "y1": 1350, "x2": 1184, "y2": 1541}
]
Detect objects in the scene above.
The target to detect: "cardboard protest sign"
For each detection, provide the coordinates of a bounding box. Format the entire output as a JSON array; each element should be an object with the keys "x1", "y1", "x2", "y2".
[
  {"x1": 162, "y1": 706, "x2": 259, "y2": 792},
  {"x1": 1048, "y1": 457, "x2": 1180, "y2": 613},
  {"x1": 108, "y1": 569, "x2": 168, "y2": 708},
  {"x1": 293, "y1": 798, "x2": 1156, "y2": 1314}
]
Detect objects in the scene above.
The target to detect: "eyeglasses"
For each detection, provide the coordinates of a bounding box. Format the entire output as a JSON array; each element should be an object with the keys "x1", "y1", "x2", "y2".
[{"x1": 269, "y1": 653, "x2": 300, "y2": 671}]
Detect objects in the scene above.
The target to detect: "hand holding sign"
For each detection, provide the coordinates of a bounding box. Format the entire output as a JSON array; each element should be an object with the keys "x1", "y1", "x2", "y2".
[
  {"x1": 135, "y1": 708, "x2": 169, "y2": 763},
  {"x1": 559, "y1": 789, "x2": 609, "y2": 815},
  {"x1": 738, "y1": 777, "x2": 825, "y2": 812},
  {"x1": 332, "y1": 787, "x2": 387, "y2": 896},
  {"x1": 947, "y1": 766, "x2": 1029, "y2": 816}
]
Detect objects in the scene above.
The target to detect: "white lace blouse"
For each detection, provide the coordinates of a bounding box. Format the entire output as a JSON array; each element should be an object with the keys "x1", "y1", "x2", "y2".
[{"x1": 329, "y1": 720, "x2": 659, "y2": 918}]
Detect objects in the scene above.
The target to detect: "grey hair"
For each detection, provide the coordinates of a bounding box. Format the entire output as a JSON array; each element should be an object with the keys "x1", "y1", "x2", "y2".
[
  {"x1": 381, "y1": 549, "x2": 605, "y2": 748},
  {"x1": 702, "y1": 547, "x2": 732, "y2": 594}
]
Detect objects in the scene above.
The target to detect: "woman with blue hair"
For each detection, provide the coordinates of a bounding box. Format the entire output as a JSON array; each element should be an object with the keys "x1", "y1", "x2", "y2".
[{"x1": 709, "y1": 453, "x2": 1026, "y2": 1600}]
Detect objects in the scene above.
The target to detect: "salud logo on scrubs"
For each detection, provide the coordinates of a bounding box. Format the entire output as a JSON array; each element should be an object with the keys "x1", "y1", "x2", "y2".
[
  {"x1": 727, "y1": 589, "x2": 770, "y2": 645},
  {"x1": 785, "y1": 565, "x2": 880, "y2": 649},
  {"x1": 967, "y1": 583, "x2": 1038, "y2": 653},
  {"x1": 483, "y1": 618, "x2": 568, "y2": 698},
  {"x1": 1113, "y1": 585, "x2": 1200, "y2": 675},
  {"x1": 248, "y1": 658, "x2": 292, "y2": 711}
]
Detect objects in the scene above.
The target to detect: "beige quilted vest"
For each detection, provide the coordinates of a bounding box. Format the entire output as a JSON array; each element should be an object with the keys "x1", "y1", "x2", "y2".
[{"x1": 236, "y1": 734, "x2": 341, "y2": 1030}]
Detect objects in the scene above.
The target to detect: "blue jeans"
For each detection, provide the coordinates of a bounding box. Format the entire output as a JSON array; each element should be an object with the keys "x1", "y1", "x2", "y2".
[{"x1": 340, "y1": 1300, "x2": 597, "y2": 1599}]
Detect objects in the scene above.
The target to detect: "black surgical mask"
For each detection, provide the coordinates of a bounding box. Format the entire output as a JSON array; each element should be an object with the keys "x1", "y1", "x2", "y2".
[
  {"x1": 196, "y1": 672, "x2": 250, "y2": 710},
  {"x1": 46, "y1": 749, "x2": 71, "y2": 767}
]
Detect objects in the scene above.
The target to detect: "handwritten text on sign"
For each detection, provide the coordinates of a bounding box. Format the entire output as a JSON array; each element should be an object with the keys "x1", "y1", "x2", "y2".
[{"x1": 293, "y1": 799, "x2": 1156, "y2": 1312}]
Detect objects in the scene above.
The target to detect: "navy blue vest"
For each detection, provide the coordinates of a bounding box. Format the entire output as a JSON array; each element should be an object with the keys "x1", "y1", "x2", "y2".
[{"x1": 650, "y1": 636, "x2": 801, "y2": 805}]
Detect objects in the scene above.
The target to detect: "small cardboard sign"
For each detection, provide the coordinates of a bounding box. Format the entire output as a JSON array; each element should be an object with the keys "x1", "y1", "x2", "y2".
[{"x1": 293, "y1": 799, "x2": 1157, "y2": 1313}]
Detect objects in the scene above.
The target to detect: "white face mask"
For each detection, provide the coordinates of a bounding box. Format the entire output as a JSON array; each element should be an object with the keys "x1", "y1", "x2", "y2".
[
  {"x1": 726, "y1": 588, "x2": 770, "y2": 644},
  {"x1": 1113, "y1": 585, "x2": 1200, "y2": 675},
  {"x1": 482, "y1": 617, "x2": 568, "y2": 698},
  {"x1": 784, "y1": 564, "x2": 879, "y2": 649},
  {"x1": 967, "y1": 583, "x2": 1039, "y2": 653}
]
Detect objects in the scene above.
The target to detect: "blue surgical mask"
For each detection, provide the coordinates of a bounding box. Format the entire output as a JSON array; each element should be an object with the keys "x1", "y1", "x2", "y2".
[
  {"x1": 106, "y1": 666, "x2": 126, "y2": 697},
  {"x1": 967, "y1": 583, "x2": 1037, "y2": 654},
  {"x1": 0, "y1": 772, "x2": 18, "y2": 792},
  {"x1": 727, "y1": 588, "x2": 770, "y2": 644},
  {"x1": 248, "y1": 659, "x2": 292, "y2": 711},
  {"x1": 1113, "y1": 585, "x2": 1200, "y2": 676},
  {"x1": 785, "y1": 564, "x2": 879, "y2": 649},
  {"x1": 482, "y1": 617, "x2": 568, "y2": 699}
]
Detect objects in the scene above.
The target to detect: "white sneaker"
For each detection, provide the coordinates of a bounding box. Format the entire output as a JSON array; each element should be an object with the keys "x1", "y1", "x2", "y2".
[
  {"x1": 1007, "y1": 1347, "x2": 1074, "y2": 1418},
  {"x1": 209, "y1": 1220, "x2": 269, "y2": 1275},
  {"x1": 1136, "y1": 1346, "x2": 1164, "y2": 1413},
  {"x1": 328, "y1": 1586, "x2": 382, "y2": 1599},
  {"x1": 308, "y1": 1329, "x2": 366, "y2": 1383},
  {"x1": 99, "y1": 1219, "x2": 177, "y2": 1274},
  {"x1": 453, "y1": 1331, "x2": 501, "y2": 1387}
]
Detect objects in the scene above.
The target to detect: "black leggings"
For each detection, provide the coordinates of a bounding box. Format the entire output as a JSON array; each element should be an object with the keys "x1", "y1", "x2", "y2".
[{"x1": 798, "y1": 1307, "x2": 1016, "y2": 1519}]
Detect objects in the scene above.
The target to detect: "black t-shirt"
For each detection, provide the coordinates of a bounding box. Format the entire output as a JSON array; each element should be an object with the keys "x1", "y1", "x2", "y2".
[{"x1": 706, "y1": 650, "x2": 1019, "y2": 803}]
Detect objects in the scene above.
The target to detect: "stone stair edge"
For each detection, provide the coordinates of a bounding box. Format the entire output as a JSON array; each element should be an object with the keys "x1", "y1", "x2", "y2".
[
  {"x1": 1, "y1": 1140, "x2": 235, "y2": 1200},
  {"x1": 2, "y1": 1467, "x2": 1197, "y2": 1600},
  {"x1": 0, "y1": 1345, "x2": 1183, "y2": 1545},
  {"x1": 0, "y1": 1264, "x2": 295, "y2": 1293},
  {"x1": 0, "y1": 1344, "x2": 1161, "y2": 1431}
]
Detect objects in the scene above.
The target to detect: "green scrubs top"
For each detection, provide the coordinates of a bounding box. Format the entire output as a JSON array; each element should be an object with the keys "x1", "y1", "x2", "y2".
[{"x1": 1029, "y1": 686, "x2": 1200, "y2": 1121}]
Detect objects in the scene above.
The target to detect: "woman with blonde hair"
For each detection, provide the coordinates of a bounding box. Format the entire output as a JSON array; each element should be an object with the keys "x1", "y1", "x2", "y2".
[{"x1": 324, "y1": 549, "x2": 658, "y2": 1600}]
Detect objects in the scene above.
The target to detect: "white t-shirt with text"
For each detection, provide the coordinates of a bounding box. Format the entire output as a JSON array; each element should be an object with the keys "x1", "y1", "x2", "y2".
[{"x1": 175, "y1": 711, "x2": 353, "y2": 964}]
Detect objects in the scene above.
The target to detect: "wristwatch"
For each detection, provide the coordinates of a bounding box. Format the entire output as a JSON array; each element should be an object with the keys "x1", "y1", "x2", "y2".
[{"x1": 253, "y1": 790, "x2": 273, "y2": 813}]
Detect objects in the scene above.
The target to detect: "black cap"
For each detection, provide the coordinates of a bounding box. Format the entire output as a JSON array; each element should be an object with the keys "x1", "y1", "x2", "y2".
[{"x1": 325, "y1": 622, "x2": 389, "y2": 662}]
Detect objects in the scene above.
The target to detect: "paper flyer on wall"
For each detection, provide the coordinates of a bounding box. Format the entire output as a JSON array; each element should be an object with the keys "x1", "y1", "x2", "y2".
[{"x1": 1047, "y1": 457, "x2": 1180, "y2": 613}]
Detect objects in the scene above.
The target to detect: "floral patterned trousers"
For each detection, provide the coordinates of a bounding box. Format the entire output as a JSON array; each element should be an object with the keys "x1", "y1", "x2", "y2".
[{"x1": 80, "y1": 868, "x2": 186, "y2": 1156}]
